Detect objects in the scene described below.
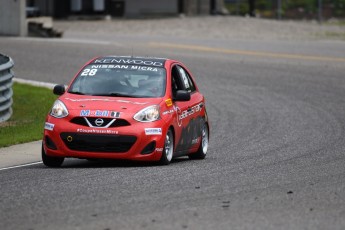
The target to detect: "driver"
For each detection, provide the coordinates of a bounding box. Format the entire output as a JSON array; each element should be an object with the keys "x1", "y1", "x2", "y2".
[{"x1": 138, "y1": 75, "x2": 164, "y2": 97}]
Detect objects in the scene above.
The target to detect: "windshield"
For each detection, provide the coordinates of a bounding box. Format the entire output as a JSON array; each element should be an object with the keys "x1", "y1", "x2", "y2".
[{"x1": 68, "y1": 64, "x2": 166, "y2": 98}]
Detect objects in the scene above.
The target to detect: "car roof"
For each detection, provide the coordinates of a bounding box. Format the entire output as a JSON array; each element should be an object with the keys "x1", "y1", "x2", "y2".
[{"x1": 90, "y1": 56, "x2": 170, "y2": 68}]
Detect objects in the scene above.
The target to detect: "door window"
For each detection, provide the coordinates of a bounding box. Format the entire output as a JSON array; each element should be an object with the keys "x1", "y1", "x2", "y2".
[{"x1": 171, "y1": 65, "x2": 196, "y2": 96}]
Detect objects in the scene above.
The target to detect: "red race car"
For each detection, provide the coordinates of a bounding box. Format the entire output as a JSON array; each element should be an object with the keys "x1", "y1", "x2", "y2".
[{"x1": 42, "y1": 56, "x2": 209, "y2": 167}]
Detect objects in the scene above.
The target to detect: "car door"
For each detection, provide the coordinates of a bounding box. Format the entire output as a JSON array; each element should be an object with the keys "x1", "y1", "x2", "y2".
[{"x1": 172, "y1": 65, "x2": 204, "y2": 152}]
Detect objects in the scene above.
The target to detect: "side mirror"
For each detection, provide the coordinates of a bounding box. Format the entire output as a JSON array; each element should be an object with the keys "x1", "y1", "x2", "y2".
[
  {"x1": 53, "y1": 85, "x2": 66, "y2": 95},
  {"x1": 174, "y1": 90, "x2": 190, "y2": 101}
]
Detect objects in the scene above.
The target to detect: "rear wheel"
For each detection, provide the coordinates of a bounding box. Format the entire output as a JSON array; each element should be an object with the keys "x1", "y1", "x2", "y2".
[
  {"x1": 189, "y1": 123, "x2": 209, "y2": 160},
  {"x1": 159, "y1": 129, "x2": 174, "y2": 165},
  {"x1": 42, "y1": 143, "x2": 64, "y2": 167}
]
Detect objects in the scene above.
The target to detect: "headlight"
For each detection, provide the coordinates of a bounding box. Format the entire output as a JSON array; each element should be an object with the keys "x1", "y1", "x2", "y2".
[
  {"x1": 50, "y1": 100, "x2": 69, "y2": 118},
  {"x1": 133, "y1": 105, "x2": 160, "y2": 122}
]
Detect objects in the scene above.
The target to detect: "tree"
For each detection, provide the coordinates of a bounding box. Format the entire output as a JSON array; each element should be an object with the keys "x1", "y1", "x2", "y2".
[{"x1": 248, "y1": 0, "x2": 256, "y2": 17}]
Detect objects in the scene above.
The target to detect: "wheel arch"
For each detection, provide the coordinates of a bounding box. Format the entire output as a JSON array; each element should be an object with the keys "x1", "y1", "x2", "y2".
[{"x1": 169, "y1": 125, "x2": 176, "y2": 148}]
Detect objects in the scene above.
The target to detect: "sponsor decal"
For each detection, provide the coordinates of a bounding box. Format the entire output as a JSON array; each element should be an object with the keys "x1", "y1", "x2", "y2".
[
  {"x1": 175, "y1": 103, "x2": 204, "y2": 127},
  {"x1": 178, "y1": 103, "x2": 203, "y2": 121},
  {"x1": 44, "y1": 122, "x2": 55, "y2": 131},
  {"x1": 130, "y1": 66, "x2": 158, "y2": 72},
  {"x1": 81, "y1": 68, "x2": 97, "y2": 76},
  {"x1": 77, "y1": 128, "x2": 118, "y2": 134},
  {"x1": 79, "y1": 110, "x2": 120, "y2": 118},
  {"x1": 80, "y1": 110, "x2": 108, "y2": 117},
  {"x1": 175, "y1": 106, "x2": 182, "y2": 127},
  {"x1": 155, "y1": 148, "x2": 164, "y2": 152},
  {"x1": 162, "y1": 109, "x2": 174, "y2": 115},
  {"x1": 191, "y1": 138, "x2": 199, "y2": 145},
  {"x1": 165, "y1": 98, "x2": 173, "y2": 107},
  {"x1": 91, "y1": 65, "x2": 129, "y2": 69},
  {"x1": 110, "y1": 111, "x2": 120, "y2": 118},
  {"x1": 145, "y1": 128, "x2": 162, "y2": 135},
  {"x1": 93, "y1": 58, "x2": 164, "y2": 67},
  {"x1": 90, "y1": 65, "x2": 159, "y2": 72}
]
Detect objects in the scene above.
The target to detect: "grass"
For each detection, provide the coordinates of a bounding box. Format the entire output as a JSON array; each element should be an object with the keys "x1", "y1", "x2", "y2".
[
  {"x1": 325, "y1": 20, "x2": 345, "y2": 26},
  {"x1": 0, "y1": 82, "x2": 57, "y2": 148},
  {"x1": 319, "y1": 31, "x2": 345, "y2": 40}
]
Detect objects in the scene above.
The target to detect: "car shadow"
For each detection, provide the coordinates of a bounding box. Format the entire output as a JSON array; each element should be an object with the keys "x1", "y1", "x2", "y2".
[{"x1": 40, "y1": 157, "x2": 192, "y2": 169}]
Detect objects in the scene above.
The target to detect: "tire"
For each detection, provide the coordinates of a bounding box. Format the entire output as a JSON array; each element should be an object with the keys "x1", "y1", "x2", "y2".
[
  {"x1": 159, "y1": 129, "x2": 174, "y2": 165},
  {"x1": 41, "y1": 143, "x2": 64, "y2": 167},
  {"x1": 189, "y1": 123, "x2": 209, "y2": 160}
]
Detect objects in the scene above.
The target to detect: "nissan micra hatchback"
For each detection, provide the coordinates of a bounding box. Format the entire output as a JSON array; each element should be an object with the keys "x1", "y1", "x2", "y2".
[{"x1": 42, "y1": 56, "x2": 209, "y2": 167}]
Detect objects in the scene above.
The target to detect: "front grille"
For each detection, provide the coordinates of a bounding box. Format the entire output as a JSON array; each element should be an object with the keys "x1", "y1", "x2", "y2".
[
  {"x1": 70, "y1": 117, "x2": 130, "y2": 128},
  {"x1": 60, "y1": 133, "x2": 137, "y2": 153}
]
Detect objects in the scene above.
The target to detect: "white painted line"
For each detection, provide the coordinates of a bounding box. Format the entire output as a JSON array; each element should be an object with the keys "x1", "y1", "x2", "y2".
[
  {"x1": 0, "y1": 162, "x2": 43, "y2": 171},
  {"x1": 9, "y1": 37, "x2": 120, "y2": 46},
  {"x1": 13, "y1": 78, "x2": 59, "y2": 89}
]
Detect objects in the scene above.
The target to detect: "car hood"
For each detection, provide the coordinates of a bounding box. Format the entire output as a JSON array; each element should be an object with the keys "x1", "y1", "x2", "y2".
[{"x1": 60, "y1": 94, "x2": 163, "y2": 114}]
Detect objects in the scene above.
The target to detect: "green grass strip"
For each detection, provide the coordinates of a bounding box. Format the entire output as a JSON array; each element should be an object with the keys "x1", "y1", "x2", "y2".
[{"x1": 0, "y1": 82, "x2": 57, "y2": 148}]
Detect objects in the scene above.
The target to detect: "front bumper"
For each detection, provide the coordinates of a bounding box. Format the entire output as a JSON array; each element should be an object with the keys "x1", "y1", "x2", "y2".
[{"x1": 43, "y1": 116, "x2": 167, "y2": 161}]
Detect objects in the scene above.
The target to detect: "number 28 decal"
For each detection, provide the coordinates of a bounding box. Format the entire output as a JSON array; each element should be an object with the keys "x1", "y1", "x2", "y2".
[{"x1": 81, "y1": 69, "x2": 97, "y2": 76}]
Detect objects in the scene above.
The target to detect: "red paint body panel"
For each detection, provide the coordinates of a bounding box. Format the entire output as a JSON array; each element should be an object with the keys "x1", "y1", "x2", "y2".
[{"x1": 43, "y1": 56, "x2": 208, "y2": 162}]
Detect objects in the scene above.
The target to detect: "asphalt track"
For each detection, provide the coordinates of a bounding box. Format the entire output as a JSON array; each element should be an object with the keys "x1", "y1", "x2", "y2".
[{"x1": 1, "y1": 30, "x2": 345, "y2": 229}]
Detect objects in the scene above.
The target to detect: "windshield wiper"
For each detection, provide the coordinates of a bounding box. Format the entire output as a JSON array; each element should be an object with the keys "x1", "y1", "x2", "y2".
[
  {"x1": 69, "y1": 91, "x2": 85, "y2": 95},
  {"x1": 92, "y1": 92, "x2": 139, "y2": 98}
]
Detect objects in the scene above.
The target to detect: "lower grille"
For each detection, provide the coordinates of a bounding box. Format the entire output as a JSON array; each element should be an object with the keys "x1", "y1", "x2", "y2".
[{"x1": 60, "y1": 133, "x2": 136, "y2": 153}]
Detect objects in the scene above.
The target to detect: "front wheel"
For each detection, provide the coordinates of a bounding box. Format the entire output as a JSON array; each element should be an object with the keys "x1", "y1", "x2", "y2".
[
  {"x1": 42, "y1": 143, "x2": 64, "y2": 167},
  {"x1": 159, "y1": 129, "x2": 174, "y2": 165},
  {"x1": 189, "y1": 123, "x2": 209, "y2": 160}
]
